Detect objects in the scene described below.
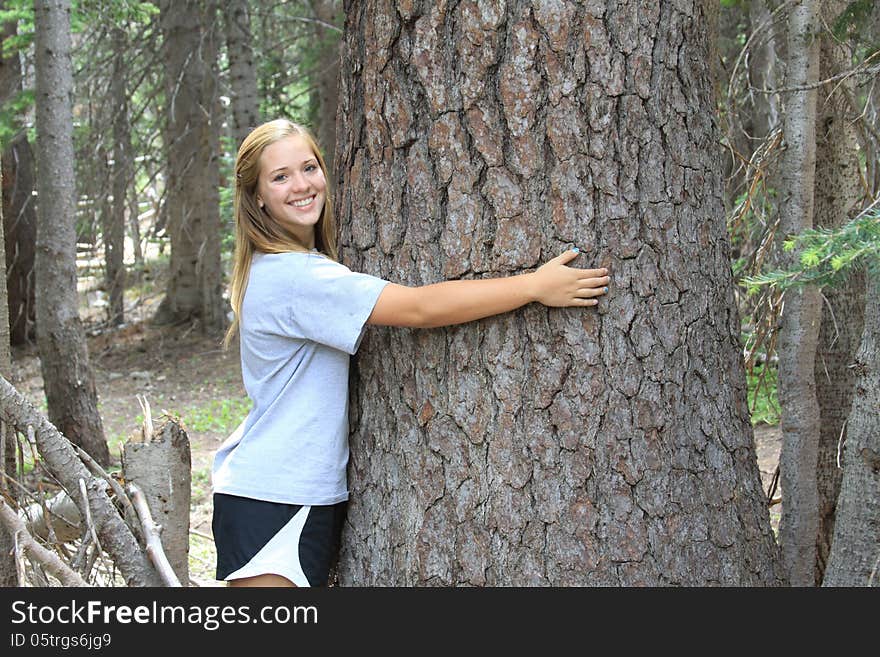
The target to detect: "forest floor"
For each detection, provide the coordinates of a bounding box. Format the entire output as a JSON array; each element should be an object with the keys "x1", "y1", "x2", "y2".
[{"x1": 6, "y1": 252, "x2": 783, "y2": 586}]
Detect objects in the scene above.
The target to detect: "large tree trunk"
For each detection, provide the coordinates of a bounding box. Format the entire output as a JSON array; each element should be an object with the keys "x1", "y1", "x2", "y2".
[
  {"x1": 0, "y1": 8, "x2": 37, "y2": 346},
  {"x1": 33, "y1": 0, "x2": 109, "y2": 466},
  {"x1": 812, "y1": 0, "x2": 866, "y2": 585},
  {"x1": 223, "y1": 0, "x2": 261, "y2": 150},
  {"x1": 776, "y1": 0, "x2": 822, "y2": 587},
  {"x1": 155, "y1": 0, "x2": 225, "y2": 333},
  {"x1": 822, "y1": 277, "x2": 880, "y2": 587},
  {"x1": 337, "y1": 0, "x2": 782, "y2": 586},
  {"x1": 312, "y1": 0, "x2": 342, "y2": 175}
]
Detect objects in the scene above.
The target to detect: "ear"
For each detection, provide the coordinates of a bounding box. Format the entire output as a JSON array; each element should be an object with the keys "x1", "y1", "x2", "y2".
[{"x1": 257, "y1": 197, "x2": 264, "y2": 208}]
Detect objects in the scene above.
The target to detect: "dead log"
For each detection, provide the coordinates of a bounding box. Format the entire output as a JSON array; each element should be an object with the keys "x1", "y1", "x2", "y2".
[{"x1": 123, "y1": 418, "x2": 191, "y2": 586}]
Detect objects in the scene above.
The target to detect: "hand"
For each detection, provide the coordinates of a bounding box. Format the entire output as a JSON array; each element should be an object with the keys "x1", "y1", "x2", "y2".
[{"x1": 530, "y1": 248, "x2": 609, "y2": 308}]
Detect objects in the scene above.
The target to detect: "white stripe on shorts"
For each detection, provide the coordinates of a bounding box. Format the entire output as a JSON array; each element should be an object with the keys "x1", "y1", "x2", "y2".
[{"x1": 225, "y1": 505, "x2": 312, "y2": 587}]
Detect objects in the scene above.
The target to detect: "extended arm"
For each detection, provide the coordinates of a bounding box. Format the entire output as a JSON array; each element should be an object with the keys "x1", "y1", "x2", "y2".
[{"x1": 366, "y1": 249, "x2": 609, "y2": 329}]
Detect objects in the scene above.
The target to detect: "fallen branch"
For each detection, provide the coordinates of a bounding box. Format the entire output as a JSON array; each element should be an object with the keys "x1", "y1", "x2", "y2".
[
  {"x1": 0, "y1": 500, "x2": 88, "y2": 586},
  {"x1": 75, "y1": 445, "x2": 142, "y2": 543},
  {"x1": 127, "y1": 483, "x2": 182, "y2": 587},
  {"x1": 0, "y1": 375, "x2": 163, "y2": 585}
]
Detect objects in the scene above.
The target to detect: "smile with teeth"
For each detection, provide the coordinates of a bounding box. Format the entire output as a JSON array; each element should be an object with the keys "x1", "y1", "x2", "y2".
[{"x1": 289, "y1": 195, "x2": 315, "y2": 207}]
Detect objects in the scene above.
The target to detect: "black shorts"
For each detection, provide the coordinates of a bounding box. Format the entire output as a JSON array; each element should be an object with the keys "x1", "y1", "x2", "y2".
[{"x1": 212, "y1": 493, "x2": 346, "y2": 587}]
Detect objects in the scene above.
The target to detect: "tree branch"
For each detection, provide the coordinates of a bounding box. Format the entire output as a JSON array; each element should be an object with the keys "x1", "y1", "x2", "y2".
[
  {"x1": 0, "y1": 375, "x2": 163, "y2": 585},
  {"x1": 126, "y1": 483, "x2": 182, "y2": 587}
]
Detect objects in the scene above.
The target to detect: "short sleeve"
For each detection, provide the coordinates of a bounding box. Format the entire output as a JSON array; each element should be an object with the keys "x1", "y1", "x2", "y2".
[{"x1": 286, "y1": 255, "x2": 389, "y2": 354}]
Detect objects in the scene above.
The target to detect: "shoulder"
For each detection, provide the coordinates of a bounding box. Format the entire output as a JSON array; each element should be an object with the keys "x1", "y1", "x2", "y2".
[{"x1": 252, "y1": 251, "x2": 351, "y2": 275}]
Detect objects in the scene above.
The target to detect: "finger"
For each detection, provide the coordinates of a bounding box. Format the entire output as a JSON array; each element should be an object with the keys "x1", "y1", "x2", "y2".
[
  {"x1": 555, "y1": 247, "x2": 581, "y2": 265},
  {"x1": 578, "y1": 268, "x2": 609, "y2": 278},
  {"x1": 576, "y1": 286, "x2": 607, "y2": 298},
  {"x1": 573, "y1": 298, "x2": 599, "y2": 307},
  {"x1": 578, "y1": 276, "x2": 611, "y2": 288}
]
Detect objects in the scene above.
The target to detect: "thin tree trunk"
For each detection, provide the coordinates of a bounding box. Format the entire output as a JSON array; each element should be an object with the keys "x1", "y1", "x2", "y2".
[
  {"x1": 155, "y1": 0, "x2": 225, "y2": 333},
  {"x1": 128, "y1": 184, "x2": 143, "y2": 276},
  {"x1": 747, "y1": 0, "x2": 781, "y2": 142},
  {"x1": 812, "y1": 0, "x2": 866, "y2": 585},
  {"x1": 822, "y1": 277, "x2": 880, "y2": 587},
  {"x1": 105, "y1": 26, "x2": 130, "y2": 327},
  {"x1": 223, "y1": 0, "x2": 260, "y2": 150},
  {"x1": 312, "y1": 0, "x2": 341, "y2": 175},
  {"x1": 337, "y1": 0, "x2": 782, "y2": 586},
  {"x1": 0, "y1": 142, "x2": 16, "y2": 585},
  {"x1": 33, "y1": 0, "x2": 109, "y2": 465},
  {"x1": 0, "y1": 8, "x2": 37, "y2": 346},
  {"x1": 777, "y1": 0, "x2": 822, "y2": 587}
]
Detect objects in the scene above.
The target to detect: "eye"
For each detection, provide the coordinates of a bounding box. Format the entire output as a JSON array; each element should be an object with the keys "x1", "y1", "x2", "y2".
[
  {"x1": 272, "y1": 173, "x2": 287, "y2": 182},
  {"x1": 305, "y1": 164, "x2": 317, "y2": 173}
]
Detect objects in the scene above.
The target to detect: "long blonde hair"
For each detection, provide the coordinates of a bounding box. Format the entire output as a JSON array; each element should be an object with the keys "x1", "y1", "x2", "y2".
[{"x1": 223, "y1": 119, "x2": 339, "y2": 348}]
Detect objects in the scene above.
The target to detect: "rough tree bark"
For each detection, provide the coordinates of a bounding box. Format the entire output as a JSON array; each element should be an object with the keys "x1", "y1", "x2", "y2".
[
  {"x1": 33, "y1": 0, "x2": 109, "y2": 465},
  {"x1": 155, "y1": 0, "x2": 225, "y2": 332},
  {"x1": 337, "y1": 0, "x2": 782, "y2": 585},
  {"x1": 776, "y1": 0, "x2": 822, "y2": 587},
  {"x1": 822, "y1": 276, "x2": 880, "y2": 587},
  {"x1": 223, "y1": 0, "x2": 261, "y2": 150},
  {"x1": 812, "y1": 0, "x2": 866, "y2": 585},
  {"x1": 0, "y1": 6, "x2": 37, "y2": 346}
]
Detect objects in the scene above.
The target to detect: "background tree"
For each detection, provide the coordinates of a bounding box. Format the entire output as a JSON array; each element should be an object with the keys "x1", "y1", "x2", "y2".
[
  {"x1": 823, "y1": 222, "x2": 879, "y2": 586},
  {"x1": 102, "y1": 24, "x2": 130, "y2": 327},
  {"x1": 1, "y1": 1, "x2": 36, "y2": 345},
  {"x1": 223, "y1": 0, "x2": 260, "y2": 150},
  {"x1": 744, "y1": 210, "x2": 880, "y2": 586},
  {"x1": 775, "y1": 0, "x2": 822, "y2": 588},
  {"x1": 0, "y1": 151, "x2": 15, "y2": 585},
  {"x1": 153, "y1": 0, "x2": 225, "y2": 332},
  {"x1": 337, "y1": 0, "x2": 782, "y2": 585},
  {"x1": 310, "y1": 0, "x2": 342, "y2": 173},
  {"x1": 33, "y1": 0, "x2": 108, "y2": 464},
  {"x1": 812, "y1": 0, "x2": 866, "y2": 584}
]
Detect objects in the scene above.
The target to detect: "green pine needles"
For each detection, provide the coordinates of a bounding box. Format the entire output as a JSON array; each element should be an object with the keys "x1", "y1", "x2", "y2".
[{"x1": 741, "y1": 209, "x2": 880, "y2": 294}]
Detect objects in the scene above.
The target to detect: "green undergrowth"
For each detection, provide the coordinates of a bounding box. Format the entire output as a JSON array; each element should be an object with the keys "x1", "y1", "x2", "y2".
[
  {"x1": 180, "y1": 398, "x2": 251, "y2": 435},
  {"x1": 747, "y1": 365, "x2": 780, "y2": 426}
]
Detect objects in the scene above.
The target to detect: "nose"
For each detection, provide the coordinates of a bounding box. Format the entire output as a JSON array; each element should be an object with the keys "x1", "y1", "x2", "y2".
[{"x1": 289, "y1": 171, "x2": 310, "y2": 192}]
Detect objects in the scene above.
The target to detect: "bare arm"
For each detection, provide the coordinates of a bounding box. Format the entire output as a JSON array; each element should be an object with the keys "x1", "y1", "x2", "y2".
[{"x1": 366, "y1": 249, "x2": 610, "y2": 328}]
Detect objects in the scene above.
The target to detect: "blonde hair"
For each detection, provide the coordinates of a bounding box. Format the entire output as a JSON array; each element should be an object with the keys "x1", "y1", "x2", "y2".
[{"x1": 223, "y1": 119, "x2": 338, "y2": 348}]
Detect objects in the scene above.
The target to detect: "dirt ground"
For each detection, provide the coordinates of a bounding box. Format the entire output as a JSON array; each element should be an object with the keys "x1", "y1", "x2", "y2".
[{"x1": 8, "y1": 304, "x2": 783, "y2": 586}]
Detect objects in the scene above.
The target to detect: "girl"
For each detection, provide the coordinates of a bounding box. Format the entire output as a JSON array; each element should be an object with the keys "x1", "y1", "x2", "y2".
[{"x1": 211, "y1": 119, "x2": 610, "y2": 587}]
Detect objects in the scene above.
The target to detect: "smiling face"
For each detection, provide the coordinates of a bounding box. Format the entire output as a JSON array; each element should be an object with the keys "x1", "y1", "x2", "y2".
[{"x1": 255, "y1": 135, "x2": 327, "y2": 249}]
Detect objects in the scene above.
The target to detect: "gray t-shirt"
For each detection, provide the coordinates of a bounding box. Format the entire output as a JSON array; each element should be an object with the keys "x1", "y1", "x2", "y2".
[{"x1": 211, "y1": 251, "x2": 389, "y2": 505}]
